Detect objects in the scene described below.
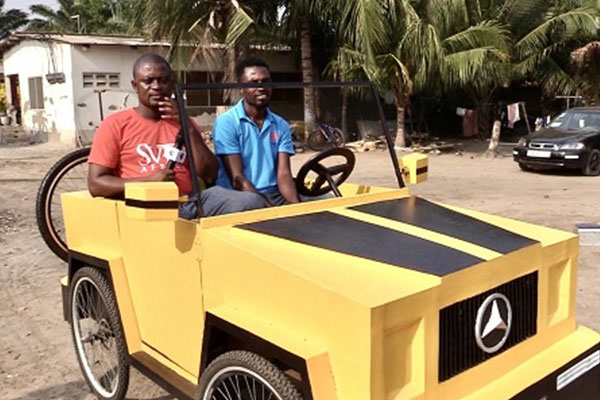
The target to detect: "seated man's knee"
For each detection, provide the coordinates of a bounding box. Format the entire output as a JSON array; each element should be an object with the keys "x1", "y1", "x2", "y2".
[{"x1": 238, "y1": 192, "x2": 268, "y2": 210}]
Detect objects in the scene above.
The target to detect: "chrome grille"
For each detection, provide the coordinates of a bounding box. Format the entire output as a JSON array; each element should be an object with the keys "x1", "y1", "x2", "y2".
[
  {"x1": 529, "y1": 142, "x2": 557, "y2": 150},
  {"x1": 438, "y1": 272, "x2": 538, "y2": 382}
]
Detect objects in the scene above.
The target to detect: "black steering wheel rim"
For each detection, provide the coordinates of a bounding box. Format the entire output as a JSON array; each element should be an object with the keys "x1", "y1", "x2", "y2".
[{"x1": 295, "y1": 147, "x2": 356, "y2": 197}]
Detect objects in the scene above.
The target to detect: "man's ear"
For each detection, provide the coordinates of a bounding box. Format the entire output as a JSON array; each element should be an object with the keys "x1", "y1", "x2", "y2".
[{"x1": 131, "y1": 79, "x2": 137, "y2": 92}]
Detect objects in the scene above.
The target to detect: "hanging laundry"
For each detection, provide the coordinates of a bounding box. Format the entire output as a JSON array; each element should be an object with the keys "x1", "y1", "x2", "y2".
[
  {"x1": 507, "y1": 103, "x2": 520, "y2": 129},
  {"x1": 463, "y1": 109, "x2": 478, "y2": 137}
]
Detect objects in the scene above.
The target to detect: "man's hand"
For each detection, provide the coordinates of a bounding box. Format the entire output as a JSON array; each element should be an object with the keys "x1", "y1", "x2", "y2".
[
  {"x1": 146, "y1": 169, "x2": 175, "y2": 182},
  {"x1": 158, "y1": 97, "x2": 179, "y2": 121}
]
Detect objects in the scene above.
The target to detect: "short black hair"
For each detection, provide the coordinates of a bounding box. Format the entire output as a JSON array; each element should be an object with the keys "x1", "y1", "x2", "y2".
[
  {"x1": 235, "y1": 57, "x2": 270, "y2": 81},
  {"x1": 132, "y1": 53, "x2": 171, "y2": 78}
]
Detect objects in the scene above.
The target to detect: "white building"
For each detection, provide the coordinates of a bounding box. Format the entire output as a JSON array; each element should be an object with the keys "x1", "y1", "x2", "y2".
[{"x1": 0, "y1": 33, "x2": 299, "y2": 145}]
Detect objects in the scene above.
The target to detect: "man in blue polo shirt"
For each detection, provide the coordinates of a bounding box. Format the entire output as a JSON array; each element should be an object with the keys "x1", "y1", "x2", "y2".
[{"x1": 213, "y1": 57, "x2": 299, "y2": 206}]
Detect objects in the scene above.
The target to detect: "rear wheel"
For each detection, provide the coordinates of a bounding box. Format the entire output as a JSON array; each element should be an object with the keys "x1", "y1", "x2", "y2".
[
  {"x1": 36, "y1": 147, "x2": 90, "y2": 261},
  {"x1": 331, "y1": 127, "x2": 345, "y2": 147},
  {"x1": 582, "y1": 149, "x2": 600, "y2": 176},
  {"x1": 70, "y1": 267, "x2": 130, "y2": 400},
  {"x1": 198, "y1": 351, "x2": 303, "y2": 400}
]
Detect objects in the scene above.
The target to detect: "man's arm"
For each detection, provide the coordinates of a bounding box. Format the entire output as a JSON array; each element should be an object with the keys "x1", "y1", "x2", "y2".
[
  {"x1": 276, "y1": 152, "x2": 299, "y2": 204},
  {"x1": 159, "y1": 98, "x2": 218, "y2": 185},
  {"x1": 221, "y1": 154, "x2": 260, "y2": 194},
  {"x1": 88, "y1": 164, "x2": 174, "y2": 198}
]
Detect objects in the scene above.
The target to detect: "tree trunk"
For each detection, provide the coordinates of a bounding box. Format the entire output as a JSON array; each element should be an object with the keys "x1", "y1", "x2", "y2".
[
  {"x1": 394, "y1": 102, "x2": 406, "y2": 148},
  {"x1": 299, "y1": 16, "x2": 317, "y2": 138},
  {"x1": 465, "y1": 0, "x2": 482, "y2": 25},
  {"x1": 485, "y1": 119, "x2": 502, "y2": 157},
  {"x1": 341, "y1": 89, "x2": 348, "y2": 140}
]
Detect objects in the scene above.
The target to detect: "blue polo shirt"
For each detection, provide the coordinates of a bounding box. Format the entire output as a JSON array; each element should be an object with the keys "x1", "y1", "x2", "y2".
[{"x1": 213, "y1": 100, "x2": 295, "y2": 192}]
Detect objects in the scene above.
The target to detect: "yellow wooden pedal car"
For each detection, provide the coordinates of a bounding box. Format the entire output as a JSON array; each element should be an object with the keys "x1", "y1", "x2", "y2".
[{"x1": 60, "y1": 82, "x2": 600, "y2": 400}]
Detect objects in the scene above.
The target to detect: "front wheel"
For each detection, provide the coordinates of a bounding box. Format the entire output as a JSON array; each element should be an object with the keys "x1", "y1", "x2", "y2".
[
  {"x1": 307, "y1": 129, "x2": 327, "y2": 152},
  {"x1": 582, "y1": 149, "x2": 600, "y2": 176},
  {"x1": 70, "y1": 267, "x2": 130, "y2": 400},
  {"x1": 198, "y1": 351, "x2": 303, "y2": 400}
]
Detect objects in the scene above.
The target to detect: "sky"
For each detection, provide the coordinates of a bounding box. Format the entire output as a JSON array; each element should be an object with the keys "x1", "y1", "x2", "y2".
[{"x1": 5, "y1": 0, "x2": 59, "y2": 15}]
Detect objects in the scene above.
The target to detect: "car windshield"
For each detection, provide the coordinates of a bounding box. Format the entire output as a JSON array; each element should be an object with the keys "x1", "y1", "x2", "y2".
[{"x1": 549, "y1": 110, "x2": 600, "y2": 131}]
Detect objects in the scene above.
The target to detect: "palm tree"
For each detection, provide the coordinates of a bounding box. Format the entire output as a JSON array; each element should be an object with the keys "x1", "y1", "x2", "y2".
[
  {"x1": 140, "y1": 0, "x2": 272, "y2": 94},
  {"x1": 29, "y1": 0, "x2": 81, "y2": 33},
  {"x1": 0, "y1": 0, "x2": 29, "y2": 40},
  {"x1": 29, "y1": 0, "x2": 139, "y2": 35},
  {"x1": 572, "y1": 41, "x2": 600, "y2": 105},
  {"x1": 479, "y1": 0, "x2": 600, "y2": 154},
  {"x1": 333, "y1": 0, "x2": 510, "y2": 148}
]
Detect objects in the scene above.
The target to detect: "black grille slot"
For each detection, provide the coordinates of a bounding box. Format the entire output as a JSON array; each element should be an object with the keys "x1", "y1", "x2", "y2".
[{"x1": 438, "y1": 272, "x2": 538, "y2": 382}]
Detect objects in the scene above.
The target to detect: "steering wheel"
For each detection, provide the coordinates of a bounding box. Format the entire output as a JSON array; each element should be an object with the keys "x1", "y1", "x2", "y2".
[{"x1": 296, "y1": 147, "x2": 355, "y2": 197}]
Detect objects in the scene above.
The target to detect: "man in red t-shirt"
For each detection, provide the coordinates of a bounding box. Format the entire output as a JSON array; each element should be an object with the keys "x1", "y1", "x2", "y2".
[{"x1": 88, "y1": 53, "x2": 266, "y2": 217}]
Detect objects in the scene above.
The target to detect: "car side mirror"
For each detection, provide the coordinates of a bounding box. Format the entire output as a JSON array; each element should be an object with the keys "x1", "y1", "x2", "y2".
[
  {"x1": 124, "y1": 182, "x2": 180, "y2": 221},
  {"x1": 399, "y1": 153, "x2": 429, "y2": 184}
]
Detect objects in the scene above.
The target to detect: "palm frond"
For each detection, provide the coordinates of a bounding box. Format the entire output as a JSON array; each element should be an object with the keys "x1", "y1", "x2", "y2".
[
  {"x1": 225, "y1": 3, "x2": 255, "y2": 46},
  {"x1": 515, "y1": 9, "x2": 600, "y2": 59},
  {"x1": 338, "y1": 0, "x2": 389, "y2": 55},
  {"x1": 443, "y1": 21, "x2": 511, "y2": 54},
  {"x1": 444, "y1": 47, "x2": 509, "y2": 90},
  {"x1": 426, "y1": 0, "x2": 469, "y2": 39}
]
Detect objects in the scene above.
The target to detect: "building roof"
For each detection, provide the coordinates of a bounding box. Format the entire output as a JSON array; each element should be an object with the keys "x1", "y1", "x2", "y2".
[
  {"x1": 0, "y1": 32, "x2": 291, "y2": 54},
  {"x1": 0, "y1": 32, "x2": 169, "y2": 52}
]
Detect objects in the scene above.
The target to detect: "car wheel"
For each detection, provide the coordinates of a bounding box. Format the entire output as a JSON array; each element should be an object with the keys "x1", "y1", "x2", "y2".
[
  {"x1": 583, "y1": 149, "x2": 600, "y2": 176},
  {"x1": 198, "y1": 350, "x2": 303, "y2": 400},
  {"x1": 518, "y1": 162, "x2": 531, "y2": 172},
  {"x1": 70, "y1": 267, "x2": 130, "y2": 400}
]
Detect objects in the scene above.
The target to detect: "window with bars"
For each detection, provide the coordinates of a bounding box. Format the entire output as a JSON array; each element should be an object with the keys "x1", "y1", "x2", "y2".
[
  {"x1": 28, "y1": 77, "x2": 44, "y2": 109},
  {"x1": 83, "y1": 72, "x2": 120, "y2": 89}
]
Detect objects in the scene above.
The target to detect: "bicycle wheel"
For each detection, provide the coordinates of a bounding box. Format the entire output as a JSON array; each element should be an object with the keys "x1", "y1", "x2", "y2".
[
  {"x1": 71, "y1": 267, "x2": 130, "y2": 400},
  {"x1": 331, "y1": 128, "x2": 345, "y2": 147},
  {"x1": 307, "y1": 129, "x2": 327, "y2": 152},
  {"x1": 198, "y1": 350, "x2": 302, "y2": 400},
  {"x1": 36, "y1": 147, "x2": 90, "y2": 261}
]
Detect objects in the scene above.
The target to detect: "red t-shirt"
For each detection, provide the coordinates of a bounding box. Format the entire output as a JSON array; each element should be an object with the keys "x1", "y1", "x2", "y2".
[{"x1": 88, "y1": 108, "x2": 192, "y2": 195}]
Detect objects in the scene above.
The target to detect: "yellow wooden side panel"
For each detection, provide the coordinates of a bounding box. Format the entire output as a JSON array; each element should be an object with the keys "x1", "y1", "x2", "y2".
[
  {"x1": 202, "y1": 228, "x2": 374, "y2": 400},
  {"x1": 116, "y1": 203, "x2": 204, "y2": 377},
  {"x1": 61, "y1": 192, "x2": 122, "y2": 257}
]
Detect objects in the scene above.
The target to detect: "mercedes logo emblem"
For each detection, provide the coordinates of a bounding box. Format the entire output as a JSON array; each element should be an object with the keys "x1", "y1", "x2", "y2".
[{"x1": 475, "y1": 293, "x2": 512, "y2": 353}]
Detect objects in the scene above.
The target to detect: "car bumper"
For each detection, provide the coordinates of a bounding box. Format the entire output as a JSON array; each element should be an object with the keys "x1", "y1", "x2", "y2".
[
  {"x1": 461, "y1": 326, "x2": 600, "y2": 400},
  {"x1": 513, "y1": 148, "x2": 588, "y2": 169},
  {"x1": 511, "y1": 344, "x2": 600, "y2": 399}
]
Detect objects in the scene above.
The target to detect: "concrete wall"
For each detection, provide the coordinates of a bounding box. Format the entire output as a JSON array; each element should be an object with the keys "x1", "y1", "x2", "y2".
[
  {"x1": 3, "y1": 41, "x2": 76, "y2": 144},
  {"x1": 70, "y1": 45, "x2": 171, "y2": 144},
  {"x1": 3, "y1": 41, "x2": 300, "y2": 145}
]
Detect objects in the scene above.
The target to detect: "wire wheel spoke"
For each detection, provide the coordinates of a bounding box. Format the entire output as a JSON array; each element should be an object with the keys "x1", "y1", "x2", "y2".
[
  {"x1": 73, "y1": 278, "x2": 119, "y2": 397},
  {"x1": 208, "y1": 371, "x2": 281, "y2": 400}
]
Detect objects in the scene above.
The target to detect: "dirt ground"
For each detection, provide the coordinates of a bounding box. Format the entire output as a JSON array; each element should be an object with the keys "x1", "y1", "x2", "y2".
[{"x1": 1, "y1": 139, "x2": 599, "y2": 400}]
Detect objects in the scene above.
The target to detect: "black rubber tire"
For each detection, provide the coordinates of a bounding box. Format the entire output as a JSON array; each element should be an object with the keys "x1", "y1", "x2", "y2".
[
  {"x1": 307, "y1": 129, "x2": 327, "y2": 152},
  {"x1": 307, "y1": 128, "x2": 345, "y2": 152},
  {"x1": 331, "y1": 127, "x2": 345, "y2": 147},
  {"x1": 518, "y1": 162, "x2": 531, "y2": 172},
  {"x1": 198, "y1": 350, "x2": 303, "y2": 400},
  {"x1": 582, "y1": 149, "x2": 600, "y2": 176},
  {"x1": 70, "y1": 267, "x2": 130, "y2": 400},
  {"x1": 36, "y1": 147, "x2": 90, "y2": 261}
]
